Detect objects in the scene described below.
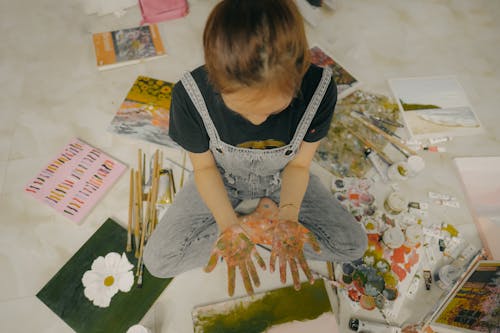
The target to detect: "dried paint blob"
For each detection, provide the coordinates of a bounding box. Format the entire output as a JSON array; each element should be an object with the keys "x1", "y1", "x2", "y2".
[{"x1": 359, "y1": 295, "x2": 376, "y2": 310}]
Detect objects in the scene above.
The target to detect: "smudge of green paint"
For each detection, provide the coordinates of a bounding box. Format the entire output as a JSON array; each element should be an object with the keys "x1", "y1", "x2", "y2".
[
  {"x1": 194, "y1": 281, "x2": 332, "y2": 333},
  {"x1": 400, "y1": 99, "x2": 441, "y2": 111}
]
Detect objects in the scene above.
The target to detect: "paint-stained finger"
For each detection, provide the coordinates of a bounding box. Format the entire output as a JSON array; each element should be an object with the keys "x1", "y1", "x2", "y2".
[
  {"x1": 252, "y1": 248, "x2": 266, "y2": 270},
  {"x1": 239, "y1": 262, "x2": 254, "y2": 295},
  {"x1": 204, "y1": 252, "x2": 219, "y2": 273},
  {"x1": 289, "y1": 258, "x2": 301, "y2": 290},
  {"x1": 228, "y1": 264, "x2": 236, "y2": 296},
  {"x1": 306, "y1": 232, "x2": 322, "y2": 253},
  {"x1": 279, "y1": 252, "x2": 287, "y2": 284},
  {"x1": 297, "y1": 251, "x2": 315, "y2": 284},
  {"x1": 247, "y1": 259, "x2": 260, "y2": 287},
  {"x1": 269, "y1": 248, "x2": 277, "y2": 273}
]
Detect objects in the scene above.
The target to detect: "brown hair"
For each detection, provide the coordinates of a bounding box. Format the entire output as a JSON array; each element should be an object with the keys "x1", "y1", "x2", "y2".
[{"x1": 203, "y1": 0, "x2": 310, "y2": 95}]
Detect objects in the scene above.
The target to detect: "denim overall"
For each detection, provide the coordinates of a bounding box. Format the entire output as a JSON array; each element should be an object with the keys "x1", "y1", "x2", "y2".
[{"x1": 144, "y1": 67, "x2": 367, "y2": 278}]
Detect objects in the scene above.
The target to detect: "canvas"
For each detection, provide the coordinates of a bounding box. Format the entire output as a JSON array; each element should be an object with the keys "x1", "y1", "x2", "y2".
[
  {"x1": 388, "y1": 76, "x2": 483, "y2": 139},
  {"x1": 431, "y1": 261, "x2": 499, "y2": 333},
  {"x1": 192, "y1": 281, "x2": 339, "y2": 333},
  {"x1": 108, "y1": 76, "x2": 178, "y2": 148},
  {"x1": 310, "y1": 45, "x2": 360, "y2": 99},
  {"x1": 24, "y1": 138, "x2": 126, "y2": 224}
]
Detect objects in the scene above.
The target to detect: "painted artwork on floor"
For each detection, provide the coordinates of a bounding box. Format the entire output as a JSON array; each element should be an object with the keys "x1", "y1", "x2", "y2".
[
  {"x1": 192, "y1": 281, "x2": 339, "y2": 333},
  {"x1": 310, "y1": 45, "x2": 360, "y2": 99},
  {"x1": 24, "y1": 138, "x2": 126, "y2": 224},
  {"x1": 432, "y1": 261, "x2": 499, "y2": 333},
  {"x1": 388, "y1": 76, "x2": 483, "y2": 139},
  {"x1": 108, "y1": 76, "x2": 178, "y2": 148}
]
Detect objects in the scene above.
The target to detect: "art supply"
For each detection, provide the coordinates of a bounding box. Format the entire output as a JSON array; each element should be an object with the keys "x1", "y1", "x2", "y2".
[
  {"x1": 428, "y1": 136, "x2": 452, "y2": 144},
  {"x1": 406, "y1": 274, "x2": 421, "y2": 298},
  {"x1": 345, "y1": 126, "x2": 393, "y2": 165},
  {"x1": 434, "y1": 199, "x2": 460, "y2": 208},
  {"x1": 351, "y1": 111, "x2": 418, "y2": 157},
  {"x1": 127, "y1": 324, "x2": 152, "y2": 333},
  {"x1": 387, "y1": 162, "x2": 409, "y2": 181},
  {"x1": 428, "y1": 191, "x2": 457, "y2": 201},
  {"x1": 405, "y1": 224, "x2": 423, "y2": 247},
  {"x1": 24, "y1": 138, "x2": 126, "y2": 223},
  {"x1": 384, "y1": 191, "x2": 407, "y2": 215},
  {"x1": 126, "y1": 169, "x2": 134, "y2": 252},
  {"x1": 423, "y1": 270, "x2": 432, "y2": 290},
  {"x1": 436, "y1": 264, "x2": 463, "y2": 290},
  {"x1": 382, "y1": 227, "x2": 405, "y2": 249},
  {"x1": 180, "y1": 150, "x2": 187, "y2": 188},
  {"x1": 348, "y1": 318, "x2": 401, "y2": 333},
  {"x1": 423, "y1": 145, "x2": 446, "y2": 153},
  {"x1": 406, "y1": 155, "x2": 425, "y2": 175},
  {"x1": 364, "y1": 148, "x2": 388, "y2": 183}
]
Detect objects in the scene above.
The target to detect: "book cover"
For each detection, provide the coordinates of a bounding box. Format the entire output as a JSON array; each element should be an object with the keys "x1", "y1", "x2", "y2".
[
  {"x1": 107, "y1": 76, "x2": 178, "y2": 148},
  {"x1": 24, "y1": 138, "x2": 126, "y2": 224},
  {"x1": 431, "y1": 261, "x2": 499, "y2": 333},
  {"x1": 388, "y1": 76, "x2": 483, "y2": 139},
  {"x1": 192, "y1": 280, "x2": 339, "y2": 333},
  {"x1": 37, "y1": 218, "x2": 172, "y2": 333},
  {"x1": 310, "y1": 45, "x2": 361, "y2": 100},
  {"x1": 92, "y1": 24, "x2": 166, "y2": 70}
]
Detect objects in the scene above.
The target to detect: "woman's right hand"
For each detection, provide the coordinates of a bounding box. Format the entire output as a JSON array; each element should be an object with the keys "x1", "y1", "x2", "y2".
[{"x1": 204, "y1": 224, "x2": 266, "y2": 296}]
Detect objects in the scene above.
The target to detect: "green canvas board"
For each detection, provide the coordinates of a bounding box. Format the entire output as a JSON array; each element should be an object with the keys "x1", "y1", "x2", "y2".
[{"x1": 37, "y1": 218, "x2": 172, "y2": 333}]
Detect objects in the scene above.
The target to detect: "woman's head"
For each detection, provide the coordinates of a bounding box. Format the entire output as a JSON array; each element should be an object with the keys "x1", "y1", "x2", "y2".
[{"x1": 203, "y1": 0, "x2": 310, "y2": 97}]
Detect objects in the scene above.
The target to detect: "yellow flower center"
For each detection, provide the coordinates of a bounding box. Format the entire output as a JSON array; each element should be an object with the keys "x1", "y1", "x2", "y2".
[{"x1": 103, "y1": 275, "x2": 115, "y2": 287}]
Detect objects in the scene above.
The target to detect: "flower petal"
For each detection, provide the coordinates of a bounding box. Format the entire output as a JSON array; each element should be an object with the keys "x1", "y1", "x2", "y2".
[
  {"x1": 90, "y1": 256, "x2": 107, "y2": 272},
  {"x1": 82, "y1": 270, "x2": 103, "y2": 288},
  {"x1": 116, "y1": 271, "x2": 134, "y2": 292},
  {"x1": 92, "y1": 291, "x2": 112, "y2": 308},
  {"x1": 118, "y1": 253, "x2": 134, "y2": 273},
  {"x1": 104, "y1": 252, "x2": 122, "y2": 272}
]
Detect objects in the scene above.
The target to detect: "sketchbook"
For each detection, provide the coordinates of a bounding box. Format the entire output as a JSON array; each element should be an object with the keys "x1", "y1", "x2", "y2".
[
  {"x1": 24, "y1": 138, "x2": 126, "y2": 224},
  {"x1": 388, "y1": 76, "x2": 483, "y2": 139},
  {"x1": 92, "y1": 24, "x2": 166, "y2": 70},
  {"x1": 310, "y1": 45, "x2": 360, "y2": 100},
  {"x1": 107, "y1": 76, "x2": 178, "y2": 148}
]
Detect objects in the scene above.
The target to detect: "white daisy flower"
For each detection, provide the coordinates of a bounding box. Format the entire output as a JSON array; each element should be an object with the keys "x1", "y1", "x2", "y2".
[{"x1": 82, "y1": 252, "x2": 134, "y2": 308}]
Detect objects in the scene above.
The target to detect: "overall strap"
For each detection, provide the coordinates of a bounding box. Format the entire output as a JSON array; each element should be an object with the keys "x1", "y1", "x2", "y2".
[
  {"x1": 289, "y1": 67, "x2": 333, "y2": 151},
  {"x1": 180, "y1": 72, "x2": 222, "y2": 145}
]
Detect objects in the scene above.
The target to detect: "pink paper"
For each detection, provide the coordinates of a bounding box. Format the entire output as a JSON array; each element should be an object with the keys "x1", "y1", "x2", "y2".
[{"x1": 25, "y1": 138, "x2": 126, "y2": 224}]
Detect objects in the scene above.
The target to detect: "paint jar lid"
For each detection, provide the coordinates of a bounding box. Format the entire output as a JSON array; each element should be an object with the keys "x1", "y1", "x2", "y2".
[
  {"x1": 127, "y1": 325, "x2": 152, "y2": 333},
  {"x1": 407, "y1": 155, "x2": 425, "y2": 175},
  {"x1": 382, "y1": 227, "x2": 405, "y2": 249},
  {"x1": 384, "y1": 192, "x2": 407, "y2": 215}
]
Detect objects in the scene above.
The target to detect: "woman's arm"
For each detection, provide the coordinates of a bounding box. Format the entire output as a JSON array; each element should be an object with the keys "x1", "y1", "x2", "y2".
[
  {"x1": 189, "y1": 150, "x2": 239, "y2": 230},
  {"x1": 278, "y1": 140, "x2": 321, "y2": 220}
]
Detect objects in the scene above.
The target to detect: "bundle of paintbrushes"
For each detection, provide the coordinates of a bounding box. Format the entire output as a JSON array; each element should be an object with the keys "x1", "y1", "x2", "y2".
[
  {"x1": 315, "y1": 90, "x2": 403, "y2": 177},
  {"x1": 126, "y1": 149, "x2": 179, "y2": 287}
]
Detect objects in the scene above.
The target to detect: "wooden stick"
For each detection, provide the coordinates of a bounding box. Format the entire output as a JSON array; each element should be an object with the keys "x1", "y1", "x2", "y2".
[
  {"x1": 180, "y1": 150, "x2": 187, "y2": 188},
  {"x1": 134, "y1": 170, "x2": 141, "y2": 258},
  {"x1": 126, "y1": 168, "x2": 134, "y2": 252},
  {"x1": 169, "y1": 168, "x2": 176, "y2": 196},
  {"x1": 344, "y1": 126, "x2": 393, "y2": 165},
  {"x1": 137, "y1": 190, "x2": 151, "y2": 277},
  {"x1": 351, "y1": 113, "x2": 418, "y2": 156},
  {"x1": 326, "y1": 262, "x2": 335, "y2": 281}
]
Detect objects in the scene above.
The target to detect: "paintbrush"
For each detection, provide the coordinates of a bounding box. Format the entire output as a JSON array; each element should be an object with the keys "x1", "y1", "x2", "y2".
[
  {"x1": 351, "y1": 112, "x2": 418, "y2": 156},
  {"x1": 180, "y1": 150, "x2": 187, "y2": 188},
  {"x1": 344, "y1": 126, "x2": 393, "y2": 165},
  {"x1": 126, "y1": 168, "x2": 134, "y2": 252}
]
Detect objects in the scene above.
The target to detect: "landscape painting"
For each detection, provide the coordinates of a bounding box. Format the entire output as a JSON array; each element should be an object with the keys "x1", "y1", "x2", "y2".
[
  {"x1": 192, "y1": 281, "x2": 339, "y2": 333},
  {"x1": 388, "y1": 76, "x2": 482, "y2": 139}
]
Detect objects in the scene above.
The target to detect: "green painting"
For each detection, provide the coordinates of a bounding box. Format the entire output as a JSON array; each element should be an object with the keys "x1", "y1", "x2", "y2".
[
  {"x1": 192, "y1": 280, "x2": 339, "y2": 333},
  {"x1": 37, "y1": 218, "x2": 172, "y2": 333}
]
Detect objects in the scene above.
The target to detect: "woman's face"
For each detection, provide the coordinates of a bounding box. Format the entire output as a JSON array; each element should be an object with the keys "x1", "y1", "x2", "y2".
[{"x1": 221, "y1": 88, "x2": 293, "y2": 125}]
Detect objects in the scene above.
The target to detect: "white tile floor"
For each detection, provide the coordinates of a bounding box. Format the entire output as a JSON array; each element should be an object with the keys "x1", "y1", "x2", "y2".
[{"x1": 1, "y1": 0, "x2": 500, "y2": 332}]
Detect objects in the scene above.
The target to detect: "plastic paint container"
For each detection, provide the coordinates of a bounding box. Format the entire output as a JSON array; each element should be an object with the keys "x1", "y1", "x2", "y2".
[
  {"x1": 382, "y1": 227, "x2": 405, "y2": 249},
  {"x1": 384, "y1": 192, "x2": 408, "y2": 215},
  {"x1": 407, "y1": 155, "x2": 425, "y2": 175},
  {"x1": 387, "y1": 162, "x2": 409, "y2": 181},
  {"x1": 404, "y1": 224, "x2": 423, "y2": 247},
  {"x1": 127, "y1": 325, "x2": 152, "y2": 333}
]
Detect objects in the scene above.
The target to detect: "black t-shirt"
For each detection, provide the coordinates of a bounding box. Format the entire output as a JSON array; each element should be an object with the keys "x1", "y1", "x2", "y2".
[{"x1": 169, "y1": 64, "x2": 337, "y2": 153}]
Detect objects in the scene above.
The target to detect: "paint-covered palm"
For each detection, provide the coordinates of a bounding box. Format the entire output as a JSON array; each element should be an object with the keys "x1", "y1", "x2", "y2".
[
  {"x1": 270, "y1": 220, "x2": 321, "y2": 290},
  {"x1": 204, "y1": 224, "x2": 266, "y2": 296}
]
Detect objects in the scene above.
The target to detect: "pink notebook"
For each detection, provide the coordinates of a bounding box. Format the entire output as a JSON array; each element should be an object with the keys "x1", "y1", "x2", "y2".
[{"x1": 25, "y1": 139, "x2": 126, "y2": 224}]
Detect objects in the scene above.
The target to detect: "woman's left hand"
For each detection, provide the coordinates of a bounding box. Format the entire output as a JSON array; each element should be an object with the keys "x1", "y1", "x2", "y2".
[{"x1": 269, "y1": 220, "x2": 321, "y2": 290}]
